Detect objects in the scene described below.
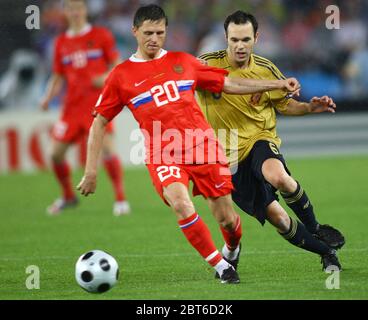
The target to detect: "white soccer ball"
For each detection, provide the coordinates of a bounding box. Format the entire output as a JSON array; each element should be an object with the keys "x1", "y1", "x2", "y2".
[{"x1": 75, "y1": 250, "x2": 119, "y2": 293}]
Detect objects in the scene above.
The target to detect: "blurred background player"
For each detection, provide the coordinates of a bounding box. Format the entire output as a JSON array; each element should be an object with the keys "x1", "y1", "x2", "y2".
[
  {"x1": 77, "y1": 4, "x2": 300, "y2": 283},
  {"x1": 197, "y1": 10, "x2": 345, "y2": 271},
  {"x1": 40, "y1": 0, "x2": 130, "y2": 216}
]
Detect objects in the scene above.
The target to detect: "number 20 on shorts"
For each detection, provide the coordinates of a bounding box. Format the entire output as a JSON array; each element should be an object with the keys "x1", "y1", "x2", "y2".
[{"x1": 156, "y1": 166, "x2": 181, "y2": 182}]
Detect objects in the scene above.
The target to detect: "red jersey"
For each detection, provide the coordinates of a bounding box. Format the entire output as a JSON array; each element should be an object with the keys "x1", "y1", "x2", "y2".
[
  {"x1": 95, "y1": 50, "x2": 229, "y2": 165},
  {"x1": 53, "y1": 24, "x2": 119, "y2": 122}
]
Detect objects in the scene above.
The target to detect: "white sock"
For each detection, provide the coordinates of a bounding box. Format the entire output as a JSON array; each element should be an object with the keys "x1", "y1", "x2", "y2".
[
  {"x1": 214, "y1": 259, "x2": 232, "y2": 277},
  {"x1": 222, "y1": 244, "x2": 240, "y2": 261}
]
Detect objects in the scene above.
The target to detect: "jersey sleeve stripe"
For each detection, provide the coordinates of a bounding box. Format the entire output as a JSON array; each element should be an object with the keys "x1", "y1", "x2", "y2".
[
  {"x1": 253, "y1": 56, "x2": 286, "y2": 80},
  {"x1": 253, "y1": 54, "x2": 273, "y2": 63},
  {"x1": 199, "y1": 50, "x2": 227, "y2": 60},
  {"x1": 253, "y1": 59, "x2": 286, "y2": 80},
  {"x1": 199, "y1": 50, "x2": 225, "y2": 58},
  {"x1": 253, "y1": 54, "x2": 278, "y2": 67},
  {"x1": 253, "y1": 56, "x2": 282, "y2": 73}
]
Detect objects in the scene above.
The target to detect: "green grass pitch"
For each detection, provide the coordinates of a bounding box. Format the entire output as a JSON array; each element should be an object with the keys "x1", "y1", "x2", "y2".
[{"x1": 0, "y1": 156, "x2": 367, "y2": 300}]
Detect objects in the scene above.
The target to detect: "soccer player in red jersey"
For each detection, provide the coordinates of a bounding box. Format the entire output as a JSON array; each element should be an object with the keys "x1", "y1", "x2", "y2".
[
  {"x1": 77, "y1": 4, "x2": 300, "y2": 283},
  {"x1": 40, "y1": 0, "x2": 130, "y2": 216}
]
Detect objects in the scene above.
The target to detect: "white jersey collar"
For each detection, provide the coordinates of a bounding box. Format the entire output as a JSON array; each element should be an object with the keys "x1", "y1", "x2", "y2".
[
  {"x1": 129, "y1": 49, "x2": 168, "y2": 62},
  {"x1": 66, "y1": 23, "x2": 92, "y2": 38}
]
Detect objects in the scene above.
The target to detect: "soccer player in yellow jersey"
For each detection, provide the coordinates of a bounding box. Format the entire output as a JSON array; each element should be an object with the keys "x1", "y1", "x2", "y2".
[{"x1": 197, "y1": 10, "x2": 345, "y2": 271}]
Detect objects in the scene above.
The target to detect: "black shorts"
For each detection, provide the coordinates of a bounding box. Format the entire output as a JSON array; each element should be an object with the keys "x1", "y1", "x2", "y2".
[{"x1": 231, "y1": 140, "x2": 290, "y2": 225}]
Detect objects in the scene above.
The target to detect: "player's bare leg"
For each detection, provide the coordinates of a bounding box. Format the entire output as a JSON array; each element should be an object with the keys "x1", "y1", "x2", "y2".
[
  {"x1": 266, "y1": 200, "x2": 341, "y2": 270},
  {"x1": 163, "y1": 182, "x2": 240, "y2": 283},
  {"x1": 207, "y1": 195, "x2": 242, "y2": 272},
  {"x1": 47, "y1": 140, "x2": 78, "y2": 215},
  {"x1": 262, "y1": 158, "x2": 297, "y2": 192},
  {"x1": 163, "y1": 182, "x2": 195, "y2": 219},
  {"x1": 102, "y1": 133, "x2": 130, "y2": 216},
  {"x1": 262, "y1": 158, "x2": 345, "y2": 249},
  {"x1": 264, "y1": 200, "x2": 291, "y2": 233}
]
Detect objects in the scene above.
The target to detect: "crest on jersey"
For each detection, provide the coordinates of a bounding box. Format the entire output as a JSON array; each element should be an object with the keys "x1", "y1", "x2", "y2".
[
  {"x1": 87, "y1": 40, "x2": 94, "y2": 48},
  {"x1": 173, "y1": 64, "x2": 184, "y2": 74},
  {"x1": 250, "y1": 92, "x2": 262, "y2": 105}
]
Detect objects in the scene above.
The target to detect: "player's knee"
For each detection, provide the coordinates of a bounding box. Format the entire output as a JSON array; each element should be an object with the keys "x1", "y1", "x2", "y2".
[
  {"x1": 215, "y1": 208, "x2": 237, "y2": 229},
  {"x1": 50, "y1": 150, "x2": 64, "y2": 163},
  {"x1": 270, "y1": 172, "x2": 291, "y2": 190},
  {"x1": 221, "y1": 215, "x2": 238, "y2": 231},
  {"x1": 101, "y1": 149, "x2": 113, "y2": 158},
  {"x1": 102, "y1": 143, "x2": 115, "y2": 158},
  {"x1": 170, "y1": 198, "x2": 195, "y2": 216}
]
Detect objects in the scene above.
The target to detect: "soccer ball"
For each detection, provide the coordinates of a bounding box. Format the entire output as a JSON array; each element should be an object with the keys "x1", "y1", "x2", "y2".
[{"x1": 75, "y1": 250, "x2": 119, "y2": 293}]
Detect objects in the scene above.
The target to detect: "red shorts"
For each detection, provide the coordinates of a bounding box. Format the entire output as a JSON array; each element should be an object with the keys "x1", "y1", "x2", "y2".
[
  {"x1": 146, "y1": 162, "x2": 234, "y2": 204},
  {"x1": 52, "y1": 117, "x2": 114, "y2": 143}
]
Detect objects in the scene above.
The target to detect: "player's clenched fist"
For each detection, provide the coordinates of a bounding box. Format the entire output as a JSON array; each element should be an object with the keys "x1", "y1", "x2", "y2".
[
  {"x1": 283, "y1": 77, "x2": 301, "y2": 96},
  {"x1": 77, "y1": 174, "x2": 97, "y2": 196}
]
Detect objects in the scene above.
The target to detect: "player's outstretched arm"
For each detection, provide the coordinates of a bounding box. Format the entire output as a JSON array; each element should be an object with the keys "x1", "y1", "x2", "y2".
[
  {"x1": 223, "y1": 77, "x2": 301, "y2": 96},
  {"x1": 77, "y1": 114, "x2": 108, "y2": 196},
  {"x1": 280, "y1": 96, "x2": 336, "y2": 116},
  {"x1": 40, "y1": 73, "x2": 64, "y2": 111}
]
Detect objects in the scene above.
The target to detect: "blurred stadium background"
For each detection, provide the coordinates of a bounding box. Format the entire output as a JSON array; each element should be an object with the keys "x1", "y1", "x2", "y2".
[
  {"x1": 2, "y1": 0, "x2": 368, "y2": 105},
  {"x1": 0, "y1": 0, "x2": 368, "y2": 172},
  {"x1": 0, "y1": 0, "x2": 367, "y2": 300}
]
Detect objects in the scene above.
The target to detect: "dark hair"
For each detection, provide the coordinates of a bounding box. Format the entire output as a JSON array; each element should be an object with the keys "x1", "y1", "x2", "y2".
[
  {"x1": 133, "y1": 4, "x2": 168, "y2": 28},
  {"x1": 224, "y1": 11, "x2": 258, "y2": 36}
]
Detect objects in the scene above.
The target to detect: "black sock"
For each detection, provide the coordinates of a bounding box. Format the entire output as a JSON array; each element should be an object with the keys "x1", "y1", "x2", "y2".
[
  {"x1": 281, "y1": 182, "x2": 319, "y2": 233},
  {"x1": 278, "y1": 217, "x2": 330, "y2": 255}
]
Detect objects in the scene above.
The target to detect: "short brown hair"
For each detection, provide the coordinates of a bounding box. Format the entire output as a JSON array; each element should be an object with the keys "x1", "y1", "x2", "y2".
[
  {"x1": 224, "y1": 11, "x2": 258, "y2": 36},
  {"x1": 133, "y1": 4, "x2": 168, "y2": 28}
]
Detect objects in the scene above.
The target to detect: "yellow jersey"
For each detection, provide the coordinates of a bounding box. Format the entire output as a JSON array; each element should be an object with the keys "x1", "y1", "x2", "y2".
[{"x1": 196, "y1": 50, "x2": 291, "y2": 166}]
